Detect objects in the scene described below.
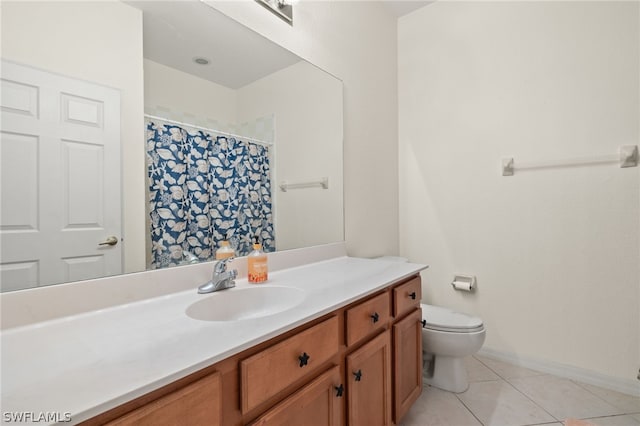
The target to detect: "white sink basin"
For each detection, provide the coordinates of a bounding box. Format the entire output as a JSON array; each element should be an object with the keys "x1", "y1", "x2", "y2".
[{"x1": 186, "y1": 286, "x2": 306, "y2": 322}]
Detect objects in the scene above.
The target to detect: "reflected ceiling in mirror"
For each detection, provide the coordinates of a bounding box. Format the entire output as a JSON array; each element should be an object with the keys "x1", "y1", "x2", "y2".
[{"x1": 0, "y1": 1, "x2": 344, "y2": 292}]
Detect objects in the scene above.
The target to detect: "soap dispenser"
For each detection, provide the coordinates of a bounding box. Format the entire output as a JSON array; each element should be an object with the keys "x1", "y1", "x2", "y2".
[
  {"x1": 215, "y1": 239, "x2": 235, "y2": 260},
  {"x1": 248, "y1": 236, "x2": 268, "y2": 284}
]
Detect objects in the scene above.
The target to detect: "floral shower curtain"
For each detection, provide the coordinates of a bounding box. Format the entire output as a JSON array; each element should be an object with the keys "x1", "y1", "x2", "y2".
[{"x1": 146, "y1": 121, "x2": 274, "y2": 269}]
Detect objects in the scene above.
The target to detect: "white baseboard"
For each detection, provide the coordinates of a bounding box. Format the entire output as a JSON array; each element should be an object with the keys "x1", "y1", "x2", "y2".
[{"x1": 477, "y1": 347, "x2": 640, "y2": 397}]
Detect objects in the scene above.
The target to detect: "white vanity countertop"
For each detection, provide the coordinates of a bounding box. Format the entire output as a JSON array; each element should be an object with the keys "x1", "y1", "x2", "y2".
[{"x1": 1, "y1": 256, "x2": 426, "y2": 425}]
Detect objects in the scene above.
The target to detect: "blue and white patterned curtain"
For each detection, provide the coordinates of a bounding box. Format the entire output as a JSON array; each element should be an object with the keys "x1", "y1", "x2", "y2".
[{"x1": 146, "y1": 121, "x2": 274, "y2": 269}]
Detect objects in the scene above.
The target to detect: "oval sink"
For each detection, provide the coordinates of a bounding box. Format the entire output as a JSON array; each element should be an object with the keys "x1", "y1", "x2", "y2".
[{"x1": 186, "y1": 286, "x2": 305, "y2": 322}]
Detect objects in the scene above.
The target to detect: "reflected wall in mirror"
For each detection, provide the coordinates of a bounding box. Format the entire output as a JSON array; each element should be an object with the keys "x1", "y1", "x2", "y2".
[{"x1": 0, "y1": 1, "x2": 344, "y2": 292}]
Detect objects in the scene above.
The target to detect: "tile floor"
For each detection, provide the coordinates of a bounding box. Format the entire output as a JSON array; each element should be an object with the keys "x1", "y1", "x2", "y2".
[{"x1": 401, "y1": 355, "x2": 640, "y2": 426}]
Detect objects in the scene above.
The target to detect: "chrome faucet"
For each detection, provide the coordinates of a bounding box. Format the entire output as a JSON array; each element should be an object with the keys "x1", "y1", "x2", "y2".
[
  {"x1": 197, "y1": 257, "x2": 238, "y2": 294},
  {"x1": 182, "y1": 250, "x2": 199, "y2": 264}
]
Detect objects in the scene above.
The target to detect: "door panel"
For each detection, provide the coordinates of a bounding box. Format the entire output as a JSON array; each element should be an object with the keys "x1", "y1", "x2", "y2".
[
  {"x1": 0, "y1": 60, "x2": 121, "y2": 290},
  {"x1": 346, "y1": 330, "x2": 392, "y2": 426},
  {"x1": 250, "y1": 366, "x2": 343, "y2": 426},
  {"x1": 393, "y1": 308, "x2": 423, "y2": 423}
]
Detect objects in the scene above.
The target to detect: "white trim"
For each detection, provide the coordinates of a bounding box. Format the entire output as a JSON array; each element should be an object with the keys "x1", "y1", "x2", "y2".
[{"x1": 478, "y1": 347, "x2": 640, "y2": 397}]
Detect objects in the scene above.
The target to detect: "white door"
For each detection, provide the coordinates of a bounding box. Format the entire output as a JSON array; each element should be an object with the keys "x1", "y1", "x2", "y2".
[{"x1": 0, "y1": 60, "x2": 122, "y2": 291}]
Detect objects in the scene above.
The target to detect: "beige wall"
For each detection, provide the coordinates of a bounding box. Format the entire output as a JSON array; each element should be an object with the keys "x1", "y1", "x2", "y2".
[
  {"x1": 206, "y1": 0, "x2": 399, "y2": 258},
  {"x1": 144, "y1": 59, "x2": 237, "y2": 130},
  {"x1": 1, "y1": 1, "x2": 146, "y2": 274},
  {"x1": 398, "y1": 2, "x2": 639, "y2": 391},
  {"x1": 237, "y1": 61, "x2": 344, "y2": 250}
]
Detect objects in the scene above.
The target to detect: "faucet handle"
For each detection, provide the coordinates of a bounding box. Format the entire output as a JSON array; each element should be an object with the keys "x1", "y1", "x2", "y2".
[{"x1": 214, "y1": 257, "x2": 235, "y2": 273}]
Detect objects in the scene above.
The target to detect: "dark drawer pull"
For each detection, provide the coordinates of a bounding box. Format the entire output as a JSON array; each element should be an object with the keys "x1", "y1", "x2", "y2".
[
  {"x1": 335, "y1": 384, "x2": 344, "y2": 397},
  {"x1": 353, "y1": 369, "x2": 362, "y2": 382},
  {"x1": 298, "y1": 352, "x2": 310, "y2": 367},
  {"x1": 409, "y1": 291, "x2": 417, "y2": 300},
  {"x1": 421, "y1": 319, "x2": 426, "y2": 328},
  {"x1": 371, "y1": 312, "x2": 379, "y2": 323}
]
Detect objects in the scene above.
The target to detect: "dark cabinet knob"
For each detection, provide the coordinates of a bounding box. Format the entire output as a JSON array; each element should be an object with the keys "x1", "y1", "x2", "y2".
[
  {"x1": 335, "y1": 384, "x2": 344, "y2": 397},
  {"x1": 371, "y1": 312, "x2": 379, "y2": 323},
  {"x1": 298, "y1": 352, "x2": 310, "y2": 367},
  {"x1": 421, "y1": 319, "x2": 426, "y2": 328},
  {"x1": 409, "y1": 292, "x2": 417, "y2": 300},
  {"x1": 353, "y1": 369, "x2": 362, "y2": 382}
]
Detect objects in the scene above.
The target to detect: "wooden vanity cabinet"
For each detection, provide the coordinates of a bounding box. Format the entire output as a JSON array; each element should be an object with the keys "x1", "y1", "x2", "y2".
[
  {"x1": 240, "y1": 316, "x2": 339, "y2": 413},
  {"x1": 346, "y1": 330, "x2": 392, "y2": 426},
  {"x1": 345, "y1": 292, "x2": 390, "y2": 346},
  {"x1": 342, "y1": 276, "x2": 423, "y2": 425},
  {"x1": 104, "y1": 371, "x2": 222, "y2": 426},
  {"x1": 392, "y1": 309, "x2": 423, "y2": 423},
  {"x1": 390, "y1": 276, "x2": 423, "y2": 424},
  {"x1": 393, "y1": 276, "x2": 421, "y2": 318},
  {"x1": 249, "y1": 366, "x2": 344, "y2": 426},
  {"x1": 87, "y1": 275, "x2": 423, "y2": 426}
]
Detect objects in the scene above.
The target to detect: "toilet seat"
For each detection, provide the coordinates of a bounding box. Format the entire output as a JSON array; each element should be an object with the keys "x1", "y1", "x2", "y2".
[{"x1": 421, "y1": 304, "x2": 484, "y2": 333}]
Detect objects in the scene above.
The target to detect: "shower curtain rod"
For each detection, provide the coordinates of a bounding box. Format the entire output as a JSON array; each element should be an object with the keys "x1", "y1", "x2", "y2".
[{"x1": 144, "y1": 114, "x2": 273, "y2": 147}]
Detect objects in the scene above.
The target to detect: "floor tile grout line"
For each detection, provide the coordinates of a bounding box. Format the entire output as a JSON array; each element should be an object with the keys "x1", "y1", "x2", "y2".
[
  {"x1": 569, "y1": 378, "x2": 637, "y2": 415},
  {"x1": 508, "y1": 374, "x2": 628, "y2": 418},
  {"x1": 410, "y1": 355, "x2": 640, "y2": 426},
  {"x1": 472, "y1": 356, "x2": 561, "y2": 424},
  {"x1": 453, "y1": 378, "x2": 561, "y2": 426},
  {"x1": 473, "y1": 355, "x2": 510, "y2": 381},
  {"x1": 473, "y1": 355, "x2": 546, "y2": 380},
  {"x1": 503, "y1": 375, "x2": 562, "y2": 423},
  {"x1": 580, "y1": 413, "x2": 640, "y2": 421},
  {"x1": 451, "y1": 385, "x2": 487, "y2": 426},
  {"x1": 411, "y1": 358, "x2": 639, "y2": 426}
]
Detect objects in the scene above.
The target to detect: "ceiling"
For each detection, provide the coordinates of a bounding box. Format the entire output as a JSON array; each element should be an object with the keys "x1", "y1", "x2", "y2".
[
  {"x1": 380, "y1": 1, "x2": 433, "y2": 17},
  {"x1": 125, "y1": 1, "x2": 433, "y2": 89},
  {"x1": 125, "y1": 1, "x2": 301, "y2": 89}
]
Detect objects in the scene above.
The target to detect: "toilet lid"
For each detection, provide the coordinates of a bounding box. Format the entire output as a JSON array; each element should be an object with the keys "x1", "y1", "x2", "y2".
[{"x1": 421, "y1": 304, "x2": 484, "y2": 333}]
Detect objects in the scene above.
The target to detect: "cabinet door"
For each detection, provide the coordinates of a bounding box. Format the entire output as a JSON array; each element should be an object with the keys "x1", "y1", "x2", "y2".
[
  {"x1": 250, "y1": 366, "x2": 343, "y2": 426},
  {"x1": 106, "y1": 372, "x2": 221, "y2": 426},
  {"x1": 346, "y1": 331, "x2": 392, "y2": 426},
  {"x1": 393, "y1": 308, "x2": 423, "y2": 424}
]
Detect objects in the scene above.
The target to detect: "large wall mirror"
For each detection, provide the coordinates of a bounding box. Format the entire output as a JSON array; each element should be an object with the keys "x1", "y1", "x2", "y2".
[{"x1": 0, "y1": 1, "x2": 344, "y2": 292}]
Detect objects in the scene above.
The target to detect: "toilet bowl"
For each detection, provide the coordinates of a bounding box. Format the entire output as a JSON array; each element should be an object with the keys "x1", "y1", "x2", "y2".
[{"x1": 421, "y1": 303, "x2": 485, "y2": 393}]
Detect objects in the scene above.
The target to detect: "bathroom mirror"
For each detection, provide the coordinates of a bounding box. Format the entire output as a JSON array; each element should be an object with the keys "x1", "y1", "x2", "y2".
[{"x1": 0, "y1": 1, "x2": 344, "y2": 292}]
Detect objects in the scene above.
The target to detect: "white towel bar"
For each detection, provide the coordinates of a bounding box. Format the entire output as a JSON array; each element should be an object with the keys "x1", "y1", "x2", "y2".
[
  {"x1": 279, "y1": 177, "x2": 329, "y2": 192},
  {"x1": 502, "y1": 145, "x2": 638, "y2": 176}
]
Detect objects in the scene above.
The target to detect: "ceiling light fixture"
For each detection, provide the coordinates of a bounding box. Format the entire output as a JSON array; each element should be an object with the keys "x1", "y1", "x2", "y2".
[
  {"x1": 256, "y1": 0, "x2": 293, "y2": 25},
  {"x1": 193, "y1": 57, "x2": 210, "y2": 65}
]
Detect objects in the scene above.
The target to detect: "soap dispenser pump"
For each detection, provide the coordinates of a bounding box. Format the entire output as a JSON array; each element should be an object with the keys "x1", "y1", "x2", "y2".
[{"x1": 248, "y1": 236, "x2": 268, "y2": 284}]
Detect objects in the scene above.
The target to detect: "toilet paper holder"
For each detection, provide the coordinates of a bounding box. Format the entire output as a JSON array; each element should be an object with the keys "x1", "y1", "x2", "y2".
[{"x1": 451, "y1": 274, "x2": 477, "y2": 292}]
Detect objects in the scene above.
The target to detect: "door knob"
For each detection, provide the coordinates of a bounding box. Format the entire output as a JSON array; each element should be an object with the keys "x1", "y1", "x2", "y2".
[{"x1": 98, "y1": 236, "x2": 118, "y2": 246}]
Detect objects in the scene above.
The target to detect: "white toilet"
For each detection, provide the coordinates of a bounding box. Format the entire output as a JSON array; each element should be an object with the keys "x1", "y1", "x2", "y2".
[
  {"x1": 421, "y1": 303, "x2": 485, "y2": 393},
  {"x1": 374, "y1": 256, "x2": 485, "y2": 393}
]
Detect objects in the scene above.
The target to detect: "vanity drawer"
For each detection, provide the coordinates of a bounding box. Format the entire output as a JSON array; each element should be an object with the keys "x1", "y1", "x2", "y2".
[
  {"x1": 393, "y1": 276, "x2": 421, "y2": 318},
  {"x1": 240, "y1": 316, "x2": 339, "y2": 414},
  {"x1": 346, "y1": 291, "x2": 390, "y2": 346}
]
